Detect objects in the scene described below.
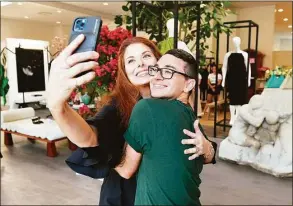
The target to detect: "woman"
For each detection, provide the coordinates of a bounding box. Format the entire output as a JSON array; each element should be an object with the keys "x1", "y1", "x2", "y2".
[
  {"x1": 46, "y1": 35, "x2": 216, "y2": 205},
  {"x1": 207, "y1": 64, "x2": 222, "y2": 103}
]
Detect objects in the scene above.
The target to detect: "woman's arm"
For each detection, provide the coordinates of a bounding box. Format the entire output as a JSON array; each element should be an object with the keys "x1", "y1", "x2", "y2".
[
  {"x1": 207, "y1": 78, "x2": 213, "y2": 89},
  {"x1": 51, "y1": 104, "x2": 98, "y2": 147},
  {"x1": 46, "y1": 34, "x2": 100, "y2": 148},
  {"x1": 182, "y1": 120, "x2": 216, "y2": 164},
  {"x1": 217, "y1": 74, "x2": 222, "y2": 86}
]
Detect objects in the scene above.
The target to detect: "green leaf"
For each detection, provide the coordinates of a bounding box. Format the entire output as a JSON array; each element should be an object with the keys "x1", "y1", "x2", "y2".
[
  {"x1": 223, "y1": 1, "x2": 231, "y2": 7},
  {"x1": 126, "y1": 15, "x2": 132, "y2": 24},
  {"x1": 122, "y1": 5, "x2": 129, "y2": 11},
  {"x1": 126, "y1": 25, "x2": 132, "y2": 31},
  {"x1": 114, "y1": 15, "x2": 123, "y2": 26}
]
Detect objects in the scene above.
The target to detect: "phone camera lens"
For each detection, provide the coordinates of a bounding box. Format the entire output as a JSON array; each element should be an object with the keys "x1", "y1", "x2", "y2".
[{"x1": 74, "y1": 18, "x2": 87, "y2": 31}]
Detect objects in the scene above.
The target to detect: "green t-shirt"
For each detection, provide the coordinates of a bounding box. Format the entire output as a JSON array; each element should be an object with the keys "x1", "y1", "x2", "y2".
[{"x1": 124, "y1": 99, "x2": 204, "y2": 205}]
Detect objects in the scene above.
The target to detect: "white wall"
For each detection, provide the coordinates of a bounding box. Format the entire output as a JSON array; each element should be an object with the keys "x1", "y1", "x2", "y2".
[
  {"x1": 213, "y1": 13, "x2": 238, "y2": 64},
  {"x1": 236, "y1": 5, "x2": 275, "y2": 68},
  {"x1": 1, "y1": 18, "x2": 71, "y2": 54},
  {"x1": 274, "y1": 32, "x2": 292, "y2": 51}
]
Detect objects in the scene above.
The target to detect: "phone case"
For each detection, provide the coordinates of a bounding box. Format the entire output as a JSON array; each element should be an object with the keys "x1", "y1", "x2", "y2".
[{"x1": 69, "y1": 16, "x2": 103, "y2": 54}]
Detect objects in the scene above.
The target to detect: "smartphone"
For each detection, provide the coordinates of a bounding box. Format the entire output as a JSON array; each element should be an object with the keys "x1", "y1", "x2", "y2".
[{"x1": 68, "y1": 16, "x2": 103, "y2": 77}]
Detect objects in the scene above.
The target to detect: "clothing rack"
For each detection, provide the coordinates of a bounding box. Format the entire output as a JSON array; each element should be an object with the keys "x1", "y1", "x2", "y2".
[
  {"x1": 131, "y1": 1, "x2": 201, "y2": 117},
  {"x1": 213, "y1": 20, "x2": 259, "y2": 137}
]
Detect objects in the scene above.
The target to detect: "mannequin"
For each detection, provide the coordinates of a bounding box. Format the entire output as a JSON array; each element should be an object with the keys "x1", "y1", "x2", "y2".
[
  {"x1": 158, "y1": 18, "x2": 194, "y2": 57},
  {"x1": 222, "y1": 36, "x2": 251, "y2": 125}
]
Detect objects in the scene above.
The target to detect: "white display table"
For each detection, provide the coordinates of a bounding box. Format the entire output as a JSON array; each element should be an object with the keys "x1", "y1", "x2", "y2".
[{"x1": 219, "y1": 88, "x2": 292, "y2": 177}]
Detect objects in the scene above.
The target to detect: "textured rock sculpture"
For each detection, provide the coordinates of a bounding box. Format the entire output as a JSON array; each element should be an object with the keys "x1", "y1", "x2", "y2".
[{"x1": 219, "y1": 94, "x2": 292, "y2": 177}]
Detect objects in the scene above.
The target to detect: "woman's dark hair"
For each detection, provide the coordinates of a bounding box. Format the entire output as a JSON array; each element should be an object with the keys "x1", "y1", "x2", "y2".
[{"x1": 209, "y1": 63, "x2": 217, "y2": 73}]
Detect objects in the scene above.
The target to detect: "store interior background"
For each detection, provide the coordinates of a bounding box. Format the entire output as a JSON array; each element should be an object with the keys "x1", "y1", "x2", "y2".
[
  {"x1": 1, "y1": 1, "x2": 292, "y2": 68},
  {"x1": 1, "y1": 1, "x2": 292, "y2": 205},
  {"x1": 1, "y1": 2, "x2": 292, "y2": 127}
]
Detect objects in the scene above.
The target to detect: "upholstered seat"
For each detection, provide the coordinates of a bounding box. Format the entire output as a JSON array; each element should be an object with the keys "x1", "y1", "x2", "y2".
[{"x1": 1, "y1": 107, "x2": 77, "y2": 157}]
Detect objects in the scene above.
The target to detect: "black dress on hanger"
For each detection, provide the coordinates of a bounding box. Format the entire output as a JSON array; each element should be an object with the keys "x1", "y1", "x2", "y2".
[{"x1": 226, "y1": 53, "x2": 248, "y2": 105}]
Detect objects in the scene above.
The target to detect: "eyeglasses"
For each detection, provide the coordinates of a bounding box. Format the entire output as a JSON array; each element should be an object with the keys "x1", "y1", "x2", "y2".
[{"x1": 148, "y1": 65, "x2": 192, "y2": 80}]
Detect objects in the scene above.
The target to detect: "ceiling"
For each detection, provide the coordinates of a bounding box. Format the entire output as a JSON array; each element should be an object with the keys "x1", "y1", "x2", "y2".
[
  {"x1": 0, "y1": 1, "x2": 125, "y2": 26},
  {"x1": 1, "y1": 1, "x2": 292, "y2": 33},
  {"x1": 274, "y1": 2, "x2": 292, "y2": 33}
]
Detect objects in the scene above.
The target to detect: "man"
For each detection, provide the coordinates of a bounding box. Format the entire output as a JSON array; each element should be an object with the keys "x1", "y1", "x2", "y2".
[{"x1": 115, "y1": 49, "x2": 214, "y2": 205}]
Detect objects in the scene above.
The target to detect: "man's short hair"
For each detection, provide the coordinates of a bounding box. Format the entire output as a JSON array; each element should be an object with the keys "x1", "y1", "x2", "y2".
[{"x1": 165, "y1": 49, "x2": 197, "y2": 79}]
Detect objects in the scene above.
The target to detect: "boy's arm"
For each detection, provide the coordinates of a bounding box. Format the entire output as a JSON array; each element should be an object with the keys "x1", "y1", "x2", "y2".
[
  {"x1": 114, "y1": 144, "x2": 142, "y2": 179},
  {"x1": 115, "y1": 99, "x2": 153, "y2": 179}
]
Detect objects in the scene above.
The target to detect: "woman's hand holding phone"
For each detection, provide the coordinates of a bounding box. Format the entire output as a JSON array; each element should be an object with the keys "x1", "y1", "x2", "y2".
[{"x1": 46, "y1": 34, "x2": 99, "y2": 112}]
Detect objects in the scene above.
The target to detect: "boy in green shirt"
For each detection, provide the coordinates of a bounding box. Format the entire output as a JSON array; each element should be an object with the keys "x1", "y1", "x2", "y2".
[{"x1": 115, "y1": 49, "x2": 213, "y2": 205}]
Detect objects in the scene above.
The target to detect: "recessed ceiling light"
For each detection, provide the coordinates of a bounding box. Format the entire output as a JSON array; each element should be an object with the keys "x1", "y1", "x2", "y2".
[
  {"x1": 283, "y1": 18, "x2": 288, "y2": 22},
  {"x1": 17, "y1": 2, "x2": 22, "y2": 5},
  {"x1": 289, "y1": 25, "x2": 292, "y2": 28},
  {"x1": 1, "y1": 2, "x2": 12, "y2": 7},
  {"x1": 38, "y1": 12, "x2": 52, "y2": 16},
  {"x1": 57, "y1": 10, "x2": 61, "y2": 13},
  {"x1": 56, "y1": 21, "x2": 61, "y2": 24},
  {"x1": 278, "y1": 8, "x2": 284, "y2": 12},
  {"x1": 103, "y1": 2, "x2": 109, "y2": 6},
  {"x1": 24, "y1": 16, "x2": 29, "y2": 19}
]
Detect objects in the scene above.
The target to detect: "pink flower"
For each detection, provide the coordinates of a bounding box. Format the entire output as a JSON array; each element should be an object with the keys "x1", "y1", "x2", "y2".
[
  {"x1": 88, "y1": 26, "x2": 132, "y2": 97},
  {"x1": 108, "y1": 82, "x2": 114, "y2": 91},
  {"x1": 111, "y1": 71, "x2": 116, "y2": 79},
  {"x1": 104, "y1": 64, "x2": 112, "y2": 73},
  {"x1": 95, "y1": 67, "x2": 105, "y2": 77},
  {"x1": 70, "y1": 91, "x2": 77, "y2": 101},
  {"x1": 97, "y1": 81, "x2": 103, "y2": 86},
  {"x1": 78, "y1": 105, "x2": 91, "y2": 115}
]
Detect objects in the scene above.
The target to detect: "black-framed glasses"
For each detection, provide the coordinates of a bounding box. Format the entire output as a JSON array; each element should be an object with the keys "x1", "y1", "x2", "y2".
[{"x1": 148, "y1": 65, "x2": 192, "y2": 79}]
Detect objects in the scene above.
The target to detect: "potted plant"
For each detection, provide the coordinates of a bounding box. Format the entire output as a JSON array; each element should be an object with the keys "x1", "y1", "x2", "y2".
[
  {"x1": 265, "y1": 66, "x2": 292, "y2": 88},
  {"x1": 115, "y1": 1, "x2": 233, "y2": 65}
]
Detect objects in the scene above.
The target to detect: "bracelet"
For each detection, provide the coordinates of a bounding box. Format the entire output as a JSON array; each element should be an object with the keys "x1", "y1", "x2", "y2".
[{"x1": 203, "y1": 141, "x2": 214, "y2": 159}]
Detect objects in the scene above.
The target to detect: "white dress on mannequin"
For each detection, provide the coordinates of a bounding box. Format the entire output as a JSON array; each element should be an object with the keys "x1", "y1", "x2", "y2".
[{"x1": 222, "y1": 37, "x2": 251, "y2": 125}]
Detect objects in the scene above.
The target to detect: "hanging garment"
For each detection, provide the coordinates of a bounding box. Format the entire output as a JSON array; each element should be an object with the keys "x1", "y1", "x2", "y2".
[
  {"x1": 0, "y1": 63, "x2": 9, "y2": 105},
  {"x1": 226, "y1": 53, "x2": 248, "y2": 105}
]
